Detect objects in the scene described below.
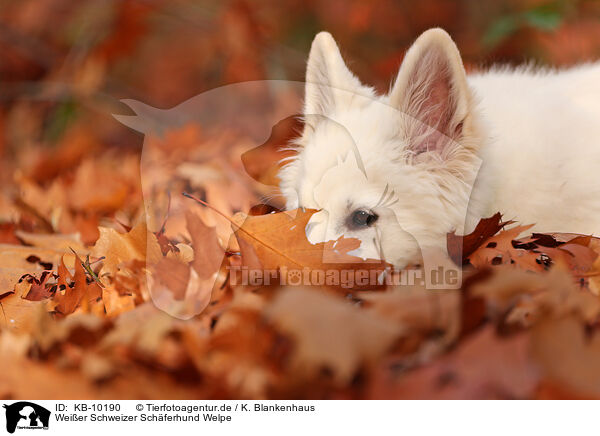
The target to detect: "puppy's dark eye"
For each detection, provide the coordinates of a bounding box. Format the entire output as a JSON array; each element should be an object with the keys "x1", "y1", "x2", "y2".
[{"x1": 349, "y1": 210, "x2": 378, "y2": 228}]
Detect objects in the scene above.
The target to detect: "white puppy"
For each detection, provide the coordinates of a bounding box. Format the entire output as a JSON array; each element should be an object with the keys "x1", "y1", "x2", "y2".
[{"x1": 279, "y1": 28, "x2": 600, "y2": 267}]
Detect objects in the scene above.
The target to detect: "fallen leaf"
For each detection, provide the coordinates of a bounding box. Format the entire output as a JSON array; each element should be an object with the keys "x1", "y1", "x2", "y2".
[
  {"x1": 91, "y1": 221, "x2": 162, "y2": 278},
  {"x1": 369, "y1": 327, "x2": 540, "y2": 399},
  {"x1": 447, "y1": 213, "x2": 507, "y2": 264},
  {"x1": 531, "y1": 316, "x2": 600, "y2": 398},
  {"x1": 266, "y1": 287, "x2": 402, "y2": 383},
  {"x1": 231, "y1": 208, "x2": 389, "y2": 290},
  {"x1": 186, "y1": 211, "x2": 224, "y2": 279}
]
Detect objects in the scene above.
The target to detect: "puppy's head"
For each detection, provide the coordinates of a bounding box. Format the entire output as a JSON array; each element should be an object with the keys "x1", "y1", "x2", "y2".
[{"x1": 279, "y1": 29, "x2": 484, "y2": 268}]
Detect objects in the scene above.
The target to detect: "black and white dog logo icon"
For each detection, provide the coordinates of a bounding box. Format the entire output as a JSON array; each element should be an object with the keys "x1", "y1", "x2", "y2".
[{"x1": 3, "y1": 402, "x2": 50, "y2": 433}]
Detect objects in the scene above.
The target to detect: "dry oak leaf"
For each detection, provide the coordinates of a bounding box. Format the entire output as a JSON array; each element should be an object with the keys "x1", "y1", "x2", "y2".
[
  {"x1": 21, "y1": 270, "x2": 54, "y2": 301},
  {"x1": 447, "y1": 213, "x2": 507, "y2": 264},
  {"x1": 234, "y1": 236, "x2": 263, "y2": 271},
  {"x1": 0, "y1": 223, "x2": 20, "y2": 245},
  {"x1": 362, "y1": 285, "x2": 461, "y2": 351},
  {"x1": 471, "y1": 267, "x2": 600, "y2": 329},
  {"x1": 513, "y1": 233, "x2": 599, "y2": 278},
  {"x1": 199, "y1": 291, "x2": 280, "y2": 398},
  {"x1": 467, "y1": 224, "x2": 540, "y2": 271},
  {"x1": 68, "y1": 157, "x2": 138, "y2": 213},
  {"x1": 91, "y1": 221, "x2": 162, "y2": 277},
  {"x1": 232, "y1": 209, "x2": 389, "y2": 290},
  {"x1": 147, "y1": 258, "x2": 218, "y2": 320},
  {"x1": 588, "y1": 247, "x2": 600, "y2": 296},
  {"x1": 0, "y1": 354, "x2": 202, "y2": 400},
  {"x1": 266, "y1": 287, "x2": 402, "y2": 383},
  {"x1": 15, "y1": 230, "x2": 87, "y2": 254},
  {"x1": 101, "y1": 287, "x2": 135, "y2": 317},
  {"x1": 29, "y1": 309, "x2": 105, "y2": 353},
  {"x1": 368, "y1": 326, "x2": 540, "y2": 399},
  {"x1": 152, "y1": 257, "x2": 191, "y2": 301},
  {"x1": 0, "y1": 244, "x2": 75, "y2": 292},
  {"x1": 0, "y1": 330, "x2": 30, "y2": 358},
  {"x1": 531, "y1": 316, "x2": 600, "y2": 398},
  {"x1": 52, "y1": 254, "x2": 102, "y2": 316},
  {"x1": 100, "y1": 303, "x2": 177, "y2": 356},
  {"x1": 186, "y1": 211, "x2": 224, "y2": 279},
  {"x1": 0, "y1": 281, "x2": 44, "y2": 333},
  {"x1": 467, "y1": 222, "x2": 600, "y2": 276},
  {"x1": 145, "y1": 212, "x2": 226, "y2": 319}
]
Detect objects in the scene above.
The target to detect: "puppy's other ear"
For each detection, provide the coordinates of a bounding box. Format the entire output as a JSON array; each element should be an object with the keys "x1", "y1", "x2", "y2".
[
  {"x1": 390, "y1": 28, "x2": 473, "y2": 156},
  {"x1": 305, "y1": 32, "x2": 368, "y2": 116}
]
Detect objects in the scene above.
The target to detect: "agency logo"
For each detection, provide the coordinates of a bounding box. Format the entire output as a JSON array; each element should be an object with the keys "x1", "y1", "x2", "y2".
[{"x1": 2, "y1": 402, "x2": 50, "y2": 434}]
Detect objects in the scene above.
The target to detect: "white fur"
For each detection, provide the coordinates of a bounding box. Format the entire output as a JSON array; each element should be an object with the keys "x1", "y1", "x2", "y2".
[{"x1": 279, "y1": 29, "x2": 600, "y2": 268}]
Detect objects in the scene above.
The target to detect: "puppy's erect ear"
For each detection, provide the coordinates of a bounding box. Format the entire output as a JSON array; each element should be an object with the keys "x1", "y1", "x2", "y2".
[
  {"x1": 305, "y1": 32, "x2": 368, "y2": 116},
  {"x1": 390, "y1": 28, "x2": 473, "y2": 156}
]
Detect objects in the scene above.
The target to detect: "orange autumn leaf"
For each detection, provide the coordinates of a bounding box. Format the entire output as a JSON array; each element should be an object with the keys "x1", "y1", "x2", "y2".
[
  {"x1": 0, "y1": 282, "x2": 44, "y2": 333},
  {"x1": 186, "y1": 211, "x2": 224, "y2": 280},
  {"x1": 52, "y1": 253, "x2": 101, "y2": 316},
  {"x1": 91, "y1": 221, "x2": 162, "y2": 278},
  {"x1": 231, "y1": 208, "x2": 389, "y2": 290},
  {"x1": 266, "y1": 287, "x2": 402, "y2": 383}
]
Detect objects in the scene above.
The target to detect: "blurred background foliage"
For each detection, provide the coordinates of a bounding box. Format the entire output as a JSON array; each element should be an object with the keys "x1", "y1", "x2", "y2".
[{"x1": 1, "y1": 0, "x2": 600, "y2": 182}]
